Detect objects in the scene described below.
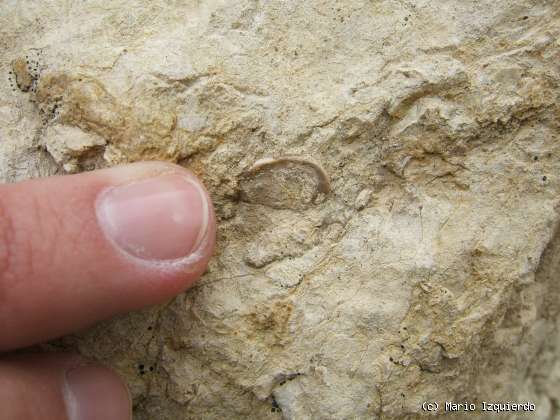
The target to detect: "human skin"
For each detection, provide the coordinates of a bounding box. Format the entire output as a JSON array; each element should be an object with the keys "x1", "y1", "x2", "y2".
[{"x1": 0, "y1": 161, "x2": 217, "y2": 420}]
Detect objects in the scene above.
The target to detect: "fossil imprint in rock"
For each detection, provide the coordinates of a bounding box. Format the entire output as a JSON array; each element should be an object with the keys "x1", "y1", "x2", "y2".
[{"x1": 240, "y1": 157, "x2": 331, "y2": 210}]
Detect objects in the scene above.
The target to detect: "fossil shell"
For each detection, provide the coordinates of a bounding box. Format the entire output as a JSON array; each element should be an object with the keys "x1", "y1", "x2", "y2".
[{"x1": 239, "y1": 157, "x2": 330, "y2": 210}]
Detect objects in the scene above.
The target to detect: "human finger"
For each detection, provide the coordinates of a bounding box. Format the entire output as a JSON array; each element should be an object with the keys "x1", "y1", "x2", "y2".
[{"x1": 0, "y1": 161, "x2": 216, "y2": 351}]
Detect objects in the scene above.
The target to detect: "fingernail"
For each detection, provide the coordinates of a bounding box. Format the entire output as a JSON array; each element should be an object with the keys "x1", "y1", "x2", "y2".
[
  {"x1": 64, "y1": 365, "x2": 132, "y2": 420},
  {"x1": 96, "y1": 174, "x2": 209, "y2": 261}
]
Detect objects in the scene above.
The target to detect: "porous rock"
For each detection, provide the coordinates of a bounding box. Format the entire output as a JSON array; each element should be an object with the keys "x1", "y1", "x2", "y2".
[{"x1": 1, "y1": 1, "x2": 560, "y2": 419}]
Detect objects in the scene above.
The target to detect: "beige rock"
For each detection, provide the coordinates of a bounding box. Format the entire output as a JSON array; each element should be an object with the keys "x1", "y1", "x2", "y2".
[
  {"x1": 43, "y1": 125, "x2": 106, "y2": 172},
  {"x1": 1, "y1": 0, "x2": 560, "y2": 418}
]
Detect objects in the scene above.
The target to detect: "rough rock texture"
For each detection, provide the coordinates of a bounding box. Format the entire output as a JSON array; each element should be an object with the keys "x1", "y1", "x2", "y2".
[{"x1": 1, "y1": 1, "x2": 560, "y2": 418}]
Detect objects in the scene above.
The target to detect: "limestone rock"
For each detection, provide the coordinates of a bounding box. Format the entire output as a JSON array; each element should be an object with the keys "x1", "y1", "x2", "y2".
[{"x1": 1, "y1": 1, "x2": 560, "y2": 419}]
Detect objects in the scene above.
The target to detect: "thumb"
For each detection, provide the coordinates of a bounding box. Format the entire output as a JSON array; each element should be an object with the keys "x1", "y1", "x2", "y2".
[
  {"x1": 0, "y1": 161, "x2": 216, "y2": 351},
  {"x1": 0, "y1": 353, "x2": 131, "y2": 420}
]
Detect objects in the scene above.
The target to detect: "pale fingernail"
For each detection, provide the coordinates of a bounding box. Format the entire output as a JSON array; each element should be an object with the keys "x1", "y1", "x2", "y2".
[
  {"x1": 96, "y1": 174, "x2": 209, "y2": 261},
  {"x1": 63, "y1": 365, "x2": 131, "y2": 420}
]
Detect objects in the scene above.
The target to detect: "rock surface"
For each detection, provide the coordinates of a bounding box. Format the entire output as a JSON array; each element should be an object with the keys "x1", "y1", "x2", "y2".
[{"x1": 1, "y1": 1, "x2": 560, "y2": 418}]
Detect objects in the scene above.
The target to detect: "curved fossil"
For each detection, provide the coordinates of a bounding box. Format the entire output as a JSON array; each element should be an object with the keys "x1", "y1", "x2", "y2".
[{"x1": 240, "y1": 156, "x2": 330, "y2": 210}]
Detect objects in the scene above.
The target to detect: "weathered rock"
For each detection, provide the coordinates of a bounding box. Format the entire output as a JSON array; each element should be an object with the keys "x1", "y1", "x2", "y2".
[{"x1": 1, "y1": 1, "x2": 560, "y2": 418}]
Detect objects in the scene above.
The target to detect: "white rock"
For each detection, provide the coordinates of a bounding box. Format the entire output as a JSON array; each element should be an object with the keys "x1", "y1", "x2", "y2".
[{"x1": 1, "y1": 1, "x2": 560, "y2": 418}]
